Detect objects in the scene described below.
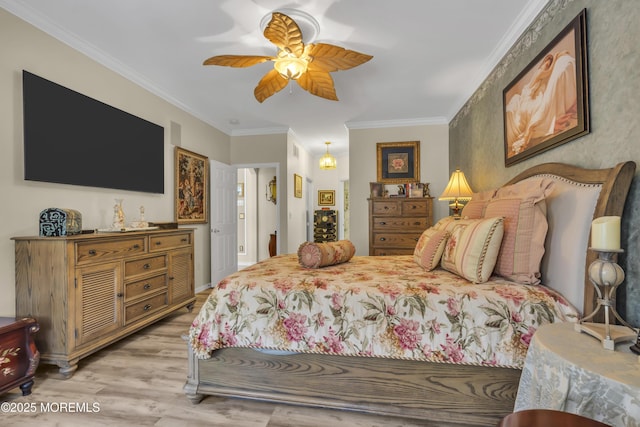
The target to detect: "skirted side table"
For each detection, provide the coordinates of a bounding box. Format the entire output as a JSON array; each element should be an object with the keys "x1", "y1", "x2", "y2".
[
  {"x1": 0, "y1": 317, "x2": 40, "y2": 396},
  {"x1": 514, "y1": 322, "x2": 639, "y2": 427}
]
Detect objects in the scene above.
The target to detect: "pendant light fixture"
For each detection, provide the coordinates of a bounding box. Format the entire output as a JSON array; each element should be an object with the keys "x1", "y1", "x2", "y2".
[{"x1": 319, "y1": 141, "x2": 337, "y2": 170}]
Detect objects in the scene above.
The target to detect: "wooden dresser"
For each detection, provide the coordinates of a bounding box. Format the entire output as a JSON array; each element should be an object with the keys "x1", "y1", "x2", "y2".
[
  {"x1": 368, "y1": 197, "x2": 433, "y2": 255},
  {"x1": 0, "y1": 317, "x2": 39, "y2": 396},
  {"x1": 13, "y1": 229, "x2": 196, "y2": 378}
]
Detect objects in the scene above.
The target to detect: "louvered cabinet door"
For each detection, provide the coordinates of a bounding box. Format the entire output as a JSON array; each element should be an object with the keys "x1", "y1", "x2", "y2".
[
  {"x1": 168, "y1": 248, "x2": 193, "y2": 305},
  {"x1": 75, "y1": 261, "x2": 123, "y2": 346}
]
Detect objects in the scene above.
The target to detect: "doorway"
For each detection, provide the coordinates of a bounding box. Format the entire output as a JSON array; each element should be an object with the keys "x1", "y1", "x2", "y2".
[{"x1": 235, "y1": 164, "x2": 279, "y2": 268}]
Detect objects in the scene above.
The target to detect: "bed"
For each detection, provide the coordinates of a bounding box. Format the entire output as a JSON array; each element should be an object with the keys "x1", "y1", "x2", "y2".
[{"x1": 184, "y1": 161, "x2": 635, "y2": 426}]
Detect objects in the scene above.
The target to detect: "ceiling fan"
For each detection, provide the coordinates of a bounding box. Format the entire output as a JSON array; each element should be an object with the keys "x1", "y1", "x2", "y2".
[{"x1": 203, "y1": 11, "x2": 373, "y2": 103}]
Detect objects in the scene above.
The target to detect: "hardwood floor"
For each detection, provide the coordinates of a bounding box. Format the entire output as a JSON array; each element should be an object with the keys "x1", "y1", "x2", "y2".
[{"x1": 1, "y1": 291, "x2": 484, "y2": 427}]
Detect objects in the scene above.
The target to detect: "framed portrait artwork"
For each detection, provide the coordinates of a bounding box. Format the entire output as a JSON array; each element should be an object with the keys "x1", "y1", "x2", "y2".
[
  {"x1": 294, "y1": 173, "x2": 302, "y2": 198},
  {"x1": 503, "y1": 9, "x2": 589, "y2": 167},
  {"x1": 318, "y1": 190, "x2": 335, "y2": 206},
  {"x1": 175, "y1": 147, "x2": 208, "y2": 224},
  {"x1": 376, "y1": 141, "x2": 420, "y2": 183}
]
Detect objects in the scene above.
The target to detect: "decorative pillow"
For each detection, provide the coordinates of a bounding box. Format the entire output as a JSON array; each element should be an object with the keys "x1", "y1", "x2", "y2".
[
  {"x1": 485, "y1": 178, "x2": 555, "y2": 284},
  {"x1": 440, "y1": 217, "x2": 505, "y2": 284},
  {"x1": 413, "y1": 228, "x2": 450, "y2": 271},
  {"x1": 461, "y1": 189, "x2": 497, "y2": 219},
  {"x1": 298, "y1": 240, "x2": 356, "y2": 269}
]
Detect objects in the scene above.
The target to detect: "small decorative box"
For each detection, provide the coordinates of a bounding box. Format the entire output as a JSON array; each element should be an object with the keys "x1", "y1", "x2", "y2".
[{"x1": 39, "y1": 208, "x2": 82, "y2": 237}]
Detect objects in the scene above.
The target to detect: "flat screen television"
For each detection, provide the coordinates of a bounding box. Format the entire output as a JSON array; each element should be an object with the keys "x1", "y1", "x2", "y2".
[{"x1": 22, "y1": 70, "x2": 165, "y2": 194}]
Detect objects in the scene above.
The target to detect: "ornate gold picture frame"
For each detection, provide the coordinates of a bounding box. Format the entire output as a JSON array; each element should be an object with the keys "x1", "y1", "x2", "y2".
[
  {"x1": 294, "y1": 173, "x2": 302, "y2": 198},
  {"x1": 376, "y1": 141, "x2": 420, "y2": 183},
  {"x1": 175, "y1": 147, "x2": 208, "y2": 224},
  {"x1": 318, "y1": 190, "x2": 335, "y2": 206}
]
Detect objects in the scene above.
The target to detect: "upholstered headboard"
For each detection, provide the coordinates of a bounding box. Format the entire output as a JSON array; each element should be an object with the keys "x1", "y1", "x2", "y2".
[{"x1": 503, "y1": 162, "x2": 635, "y2": 316}]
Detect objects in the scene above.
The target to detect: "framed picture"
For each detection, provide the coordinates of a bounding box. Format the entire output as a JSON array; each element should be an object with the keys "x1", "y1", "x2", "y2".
[
  {"x1": 376, "y1": 141, "x2": 420, "y2": 183},
  {"x1": 294, "y1": 173, "x2": 302, "y2": 198},
  {"x1": 503, "y1": 9, "x2": 589, "y2": 167},
  {"x1": 318, "y1": 190, "x2": 335, "y2": 206},
  {"x1": 369, "y1": 182, "x2": 384, "y2": 198},
  {"x1": 175, "y1": 147, "x2": 208, "y2": 224}
]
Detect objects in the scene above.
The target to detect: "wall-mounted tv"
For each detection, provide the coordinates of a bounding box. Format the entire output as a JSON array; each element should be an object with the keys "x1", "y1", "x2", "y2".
[{"x1": 22, "y1": 70, "x2": 165, "y2": 194}]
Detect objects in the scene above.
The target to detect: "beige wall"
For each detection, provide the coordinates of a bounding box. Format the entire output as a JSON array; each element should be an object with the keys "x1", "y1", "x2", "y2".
[
  {"x1": 348, "y1": 124, "x2": 449, "y2": 256},
  {"x1": 0, "y1": 9, "x2": 230, "y2": 316},
  {"x1": 449, "y1": 0, "x2": 640, "y2": 325}
]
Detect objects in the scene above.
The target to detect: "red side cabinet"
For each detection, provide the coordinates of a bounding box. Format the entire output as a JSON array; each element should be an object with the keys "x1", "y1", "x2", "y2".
[{"x1": 0, "y1": 317, "x2": 40, "y2": 396}]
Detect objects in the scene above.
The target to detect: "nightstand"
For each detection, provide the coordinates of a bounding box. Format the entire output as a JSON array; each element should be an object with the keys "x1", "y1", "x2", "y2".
[
  {"x1": 514, "y1": 322, "x2": 640, "y2": 427},
  {"x1": 0, "y1": 318, "x2": 40, "y2": 396}
]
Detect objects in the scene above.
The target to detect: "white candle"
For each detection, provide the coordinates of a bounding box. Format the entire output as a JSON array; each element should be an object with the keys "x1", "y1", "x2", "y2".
[{"x1": 591, "y1": 216, "x2": 621, "y2": 250}]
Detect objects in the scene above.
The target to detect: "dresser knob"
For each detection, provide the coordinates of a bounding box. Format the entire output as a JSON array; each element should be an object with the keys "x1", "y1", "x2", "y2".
[
  {"x1": 143, "y1": 304, "x2": 152, "y2": 311},
  {"x1": 88, "y1": 249, "x2": 96, "y2": 256},
  {"x1": 143, "y1": 283, "x2": 151, "y2": 290},
  {"x1": 116, "y1": 293, "x2": 124, "y2": 298},
  {"x1": 379, "y1": 237, "x2": 386, "y2": 241},
  {"x1": 379, "y1": 221, "x2": 386, "y2": 225},
  {"x1": 133, "y1": 244, "x2": 141, "y2": 249},
  {"x1": 143, "y1": 263, "x2": 151, "y2": 269}
]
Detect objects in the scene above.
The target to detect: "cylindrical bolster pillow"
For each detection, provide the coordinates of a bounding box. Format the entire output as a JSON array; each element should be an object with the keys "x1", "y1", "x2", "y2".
[{"x1": 297, "y1": 240, "x2": 356, "y2": 268}]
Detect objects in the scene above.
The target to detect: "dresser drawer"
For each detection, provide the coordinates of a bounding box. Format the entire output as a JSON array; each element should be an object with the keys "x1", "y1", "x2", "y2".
[
  {"x1": 124, "y1": 255, "x2": 167, "y2": 278},
  {"x1": 371, "y1": 200, "x2": 400, "y2": 215},
  {"x1": 76, "y1": 237, "x2": 146, "y2": 264},
  {"x1": 372, "y1": 248, "x2": 415, "y2": 256},
  {"x1": 372, "y1": 233, "x2": 421, "y2": 248},
  {"x1": 401, "y1": 200, "x2": 430, "y2": 215},
  {"x1": 372, "y1": 217, "x2": 430, "y2": 231},
  {"x1": 125, "y1": 292, "x2": 168, "y2": 324},
  {"x1": 149, "y1": 232, "x2": 192, "y2": 252},
  {"x1": 125, "y1": 274, "x2": 167, "y2": 301}
]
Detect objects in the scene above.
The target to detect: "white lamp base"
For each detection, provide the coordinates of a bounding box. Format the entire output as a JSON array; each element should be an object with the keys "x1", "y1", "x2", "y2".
[{"x1": 575, "y1": 322, "x2": 637, "y2": 350}]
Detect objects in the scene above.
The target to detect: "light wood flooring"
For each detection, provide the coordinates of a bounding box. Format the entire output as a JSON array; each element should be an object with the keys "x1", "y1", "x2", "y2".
[{"x1": 2, "y1": 291, "x2": 487, "y2": 427}]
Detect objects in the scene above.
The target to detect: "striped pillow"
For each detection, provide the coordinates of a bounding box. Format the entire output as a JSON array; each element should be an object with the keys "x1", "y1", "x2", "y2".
[
  {"x1": 439, "y1": 217, "x2": 505, "y2": 284},
  {"x1": 486, "y1": 178, "x2": 555, "y2": 284}
]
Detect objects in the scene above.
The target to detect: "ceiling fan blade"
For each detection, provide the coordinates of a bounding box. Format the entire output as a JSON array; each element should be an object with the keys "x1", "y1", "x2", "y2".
[
  {"x1": 203, "y1": 55, "x2": 273, "y2": 67},
  {"x1": 297, "y1": 69, "x2": 338, "y2": 101},
  {"x1": 263, "y1": 12, "x2": 304, "y2": 58},
  {"x1": 307, "y1": 43, "x2": 373, "y2": 72},
  {"x1": 254, "y1": 69, "x2": 289, "y2": 103}
]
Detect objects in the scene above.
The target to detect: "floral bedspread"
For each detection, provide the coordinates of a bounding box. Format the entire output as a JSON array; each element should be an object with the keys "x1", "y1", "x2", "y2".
[{"x1": 189, "y1": 255, "x2": 578, "y2": 369}]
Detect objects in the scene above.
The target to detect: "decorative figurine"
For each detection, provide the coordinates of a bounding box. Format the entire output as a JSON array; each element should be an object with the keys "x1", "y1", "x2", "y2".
[{"x1": 112, "y1": 199, "x2": 125, "y2": 230}]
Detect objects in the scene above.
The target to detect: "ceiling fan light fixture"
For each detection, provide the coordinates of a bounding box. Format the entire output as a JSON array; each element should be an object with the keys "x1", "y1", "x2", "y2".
[
  {"x1": 319, "y1": 141, "x2": 337, "y2": 170},
  {"x1": 274, "y1": 51, "x2": 308, "y2": 80}
]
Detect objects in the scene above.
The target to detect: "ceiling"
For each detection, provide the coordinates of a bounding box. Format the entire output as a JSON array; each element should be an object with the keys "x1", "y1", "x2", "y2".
[{"x1": 2, "y1": 0, "x2": 547, "y2": 156}]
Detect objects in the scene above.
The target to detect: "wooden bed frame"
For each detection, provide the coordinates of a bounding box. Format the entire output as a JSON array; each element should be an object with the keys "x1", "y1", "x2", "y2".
[{"x1": 184, "y1": 161, "x2": 635, "y2": 426}]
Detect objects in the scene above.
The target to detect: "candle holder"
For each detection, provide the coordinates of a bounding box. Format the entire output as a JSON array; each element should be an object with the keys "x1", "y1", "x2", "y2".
[{"x1": 575, "y1": 248, "x2": 638, "y2": 350}]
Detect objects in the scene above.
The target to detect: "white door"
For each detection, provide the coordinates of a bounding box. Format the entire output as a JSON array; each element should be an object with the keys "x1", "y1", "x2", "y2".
[{"x1": 210, "y1": 159, "x2": 237, "y2": 286}]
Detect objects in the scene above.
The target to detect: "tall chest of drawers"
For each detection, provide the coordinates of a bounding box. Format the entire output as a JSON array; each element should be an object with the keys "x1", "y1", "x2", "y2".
[
  {"x1": 12, "y1": 229, "x2": 196, "y2": 378},
  {"x1": 368, "y1": 197, "x2": 433, "y2": 255}
]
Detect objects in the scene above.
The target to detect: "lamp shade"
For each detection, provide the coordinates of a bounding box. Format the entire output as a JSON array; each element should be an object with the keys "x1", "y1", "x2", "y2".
[
  {"x1": 439, "y1": 169, "x2": 473, "y2": 201},
  {"x1": 319, "y1": 141, "x2": 337, "y2": 170}
]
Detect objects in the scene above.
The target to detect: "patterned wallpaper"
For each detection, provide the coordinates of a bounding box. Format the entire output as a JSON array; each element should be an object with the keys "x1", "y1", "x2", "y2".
[{"x1": 449, "y1": 0, "x2": 640, "y2": 326}]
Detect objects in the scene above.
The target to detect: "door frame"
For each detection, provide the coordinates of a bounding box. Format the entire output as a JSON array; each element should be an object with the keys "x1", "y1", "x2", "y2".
[{"x1": 233, "y1": 162, "x2": 281, "y2": 256}]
